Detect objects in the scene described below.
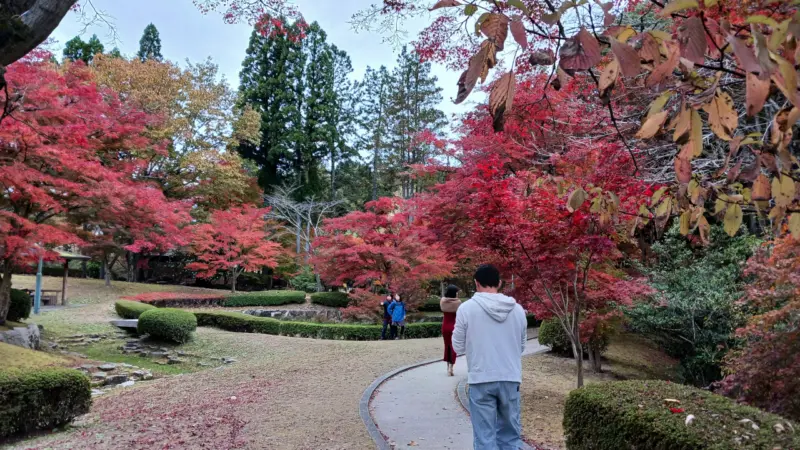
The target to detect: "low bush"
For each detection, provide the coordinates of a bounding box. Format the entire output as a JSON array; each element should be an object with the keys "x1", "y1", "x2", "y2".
[
  {"x1": 418, "y1": 295, "x2": 443, "y2": 312},
  {"x1": 114, "y1": 300, "x2": 156, "y2": 319},
  {"x1": 289, "y1": 265, "x2": 319, "y2": 293},
  {"x1": 563, "y1": 380, "x2": 800, "y2": 450},
  {"x1": 538, "y1": 319, "x2": 611, "y2": 356},
  {"x1": 138, "y1": 308, "x2": 197, "y2": 343},
  {"x1": 125, "y1": 292, "x2": 225, "y2": 307},
  {"x1": 224, "y1": 290, "x2": 305, "y2": 307},
  {"x1": 195, "y1": 311, "x2": 441, "y2": 340},
  {"x1": 7, "y1": 288, "x2": 31, "y2": 322},
  {"x1": 0, "y1": 368, "x2": 91, "y2": 438},
  {"x1": 309, "y1": 292, "x2": 350, "y2": 308},
  {"x1": 538, "y1": 319, "x2": 572, "y2": 353}
]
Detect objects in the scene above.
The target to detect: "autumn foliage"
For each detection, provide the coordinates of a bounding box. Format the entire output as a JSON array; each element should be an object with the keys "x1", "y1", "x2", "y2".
[
  {"x1": 0, "y1": 53, "x2": 188, "y2": 319},
  {"x1": 187, "y1": 205, "x2": 283, "y2": 292},
  {"x1": 312, "y1": 197, "x2": 454, "y2": 309}
]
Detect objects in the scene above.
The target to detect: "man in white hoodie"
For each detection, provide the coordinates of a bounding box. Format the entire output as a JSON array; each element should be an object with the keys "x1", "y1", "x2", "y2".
[{"x1": 453, "y1": 264, "x2": 528, "y2": 450}]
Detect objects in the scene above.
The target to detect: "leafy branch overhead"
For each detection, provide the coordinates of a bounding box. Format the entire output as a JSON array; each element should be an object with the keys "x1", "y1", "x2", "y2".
[{"x1": 423, "y1": 0, "x2": 800, "y2": 241}]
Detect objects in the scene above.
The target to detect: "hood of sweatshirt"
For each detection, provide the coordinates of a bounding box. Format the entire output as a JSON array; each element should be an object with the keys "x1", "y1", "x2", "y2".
[{"x1": 471, "y1": 292, "x2": 517, "y2": 322}]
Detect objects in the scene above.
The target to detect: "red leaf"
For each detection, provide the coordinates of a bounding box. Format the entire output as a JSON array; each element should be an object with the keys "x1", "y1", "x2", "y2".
[{"x1": 670, "y1": 407, "x2": 685, "y2": 414}]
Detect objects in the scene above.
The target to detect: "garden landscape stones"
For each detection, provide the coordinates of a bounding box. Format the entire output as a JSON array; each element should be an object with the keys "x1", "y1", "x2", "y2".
[
  {"x1": 76, "y1": 363, "x2": 153, "y2": 397},
  {"x1": 0, "y1": 323, "x2": 41, "y2": 350}
]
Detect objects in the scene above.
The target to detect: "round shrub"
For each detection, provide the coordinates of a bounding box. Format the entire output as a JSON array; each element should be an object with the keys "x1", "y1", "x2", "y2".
[
  {"x1": 564, "y1": 380, "x2": 800, "y2": 450},
  {"x1": 538, "y1": 318, "x2": 612, "y2": 356},
  {"x1": 115, "y1": 300, "x2": 156, "y2": 319},
  {"x1": 539, "y1": 319, "x2": 572, "y2": 354},
  {"x1": 0, "y1": 367, "x2": 91, "y2": 438},
  {"x1": 7, "y1": 288, "x2": 31, "y2": 322},
  {"x1": 137, "y1": 308, "x2": 197, "y2": 343},
  {"x1": 310, "y1": 292, "x2": 350, "y2": 308}
]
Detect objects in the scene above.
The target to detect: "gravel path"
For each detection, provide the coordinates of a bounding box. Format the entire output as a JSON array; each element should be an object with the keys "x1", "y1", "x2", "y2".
[{"x1": 369, "y1": 338, "x2": 548, "y2": 449}]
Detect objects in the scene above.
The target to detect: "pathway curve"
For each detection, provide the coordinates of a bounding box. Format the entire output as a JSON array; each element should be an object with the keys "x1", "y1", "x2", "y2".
[{"x1": 368, "y1": 336, "x2": 549, "y2": 449}]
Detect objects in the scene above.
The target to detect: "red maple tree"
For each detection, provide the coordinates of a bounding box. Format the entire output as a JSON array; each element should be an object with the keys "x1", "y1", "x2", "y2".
[
  {"x1": 187, "y1": 204, "x2": 283, "y2": 292},
  {"x1": 312, "y1": 197, "x2": 454, "y2": 314},
  {"x1": 0, "y1": 54, "x2": 184, "y2": 321},
  {"x1": 417, "y1": 74, "x2": 651, "y2": 386}
]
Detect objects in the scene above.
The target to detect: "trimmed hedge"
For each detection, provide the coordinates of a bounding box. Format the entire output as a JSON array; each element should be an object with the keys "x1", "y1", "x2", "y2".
[
  {"x1": 138, "y1": 308, "x2": 197, "y2": 343},
  {"x1": 418, "y1": 295, "x2": 443, "y2": 312},
  {"x1": 7, "y1": 288, "x2": 31, "y2": 322},
  {"x1": 564, "y1": 380, "x2": 800, "y2": 449},
  {"x1": 195, "y1": 311, "x2": 441, "y2": 340},
  {"x1": 115, "y1": 300, "x2": 156, "y2": 319},
  {"x1": 0, "y1": 368, "x2": 91, "y2": 438},
  {"x1": 223, "y1": 290, "x2": 305, "y2": 307},
  {"x1": 309, "y1": 292, "x2": 350, "y2": 308}
]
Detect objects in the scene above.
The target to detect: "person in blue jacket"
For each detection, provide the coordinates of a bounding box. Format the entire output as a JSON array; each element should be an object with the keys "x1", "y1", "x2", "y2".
[
  {"x1": 388, "y1": 293, "x2": 407, "y2": 339},
  {"x1": 380, "y1": 294, "x2": 394, "y2": 340}
]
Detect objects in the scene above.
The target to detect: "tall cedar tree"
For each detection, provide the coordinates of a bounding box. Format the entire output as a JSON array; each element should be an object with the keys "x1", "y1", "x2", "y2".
[
  {"x1": 137, "y1": 23, "x2": 163, "y2": 62},
  {"x1": 386, "y1": 46, "x2": 446, "y2": 199},
  {"x1": 63, "y1": 34, "x2": 104, "y2": 64},
  {"x1": 238, "y1": 20, "x2": 356, "y2": 201},
  {"x1": 357, "y1": 65, "x2": 393, "y2": 201}
]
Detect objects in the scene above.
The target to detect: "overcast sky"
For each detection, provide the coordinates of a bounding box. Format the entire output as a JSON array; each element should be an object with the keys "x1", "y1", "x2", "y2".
[{"x1": 49, "y1": 0, "x2": 477, "y2": 121}]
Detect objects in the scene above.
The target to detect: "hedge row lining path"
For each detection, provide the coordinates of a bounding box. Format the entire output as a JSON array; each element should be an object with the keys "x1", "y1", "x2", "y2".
[{"x1": 366, "y1": 331, "x2": 547, "y2": 449}]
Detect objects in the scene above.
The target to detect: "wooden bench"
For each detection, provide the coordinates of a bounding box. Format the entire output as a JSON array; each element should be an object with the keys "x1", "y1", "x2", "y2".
[{"x1": 28, "y1": 290, "x2": 62, "y2": 306}]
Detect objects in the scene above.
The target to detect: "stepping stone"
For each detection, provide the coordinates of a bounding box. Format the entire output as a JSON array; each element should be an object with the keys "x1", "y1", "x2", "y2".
[
  {"x1": 117, "y1": 381, "x2": 135, "y2": 388},
  {"x1": 104, "y1": 374, "x2": 129, "y2": 386},
  {"x1": 110, "y1": 319, "x2": 138, "y2": 330},
  {"x1": 167, "y1": 358, "x2": 184, "y2": 365},
  {"x1": 222, "y1": 357, "x2": 237, "y2": 364},
  {"x1": 98, "y1": 363, "x2": 117, "y2": 371},
  {"x1": 91, "y1": 372, "x2": 106, "y2": 380}
]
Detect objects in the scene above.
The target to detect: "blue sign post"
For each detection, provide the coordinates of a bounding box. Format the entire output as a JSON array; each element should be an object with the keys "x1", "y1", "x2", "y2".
[{"x1": 34, "y1": 255, "x2": 43, "y2": 315}]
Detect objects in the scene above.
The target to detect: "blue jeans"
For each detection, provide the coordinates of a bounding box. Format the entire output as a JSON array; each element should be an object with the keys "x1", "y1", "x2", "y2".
[{"x1": 468, "y1": 381, "x2": 522, "y2": 450}]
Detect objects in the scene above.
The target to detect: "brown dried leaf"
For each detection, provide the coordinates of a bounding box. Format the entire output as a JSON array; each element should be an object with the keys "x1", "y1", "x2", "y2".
[
  {"x1": 690, "y1": 109, "x2": 703, "y2": 158},
  {"x1": 702, "y1": 90, "x2": 738, "y2": 141},
  {"x1": 429, "y1": 0, "x2": 462, "y2": 10},
  {"x1": 752, "y1": 25, "x2": 777, "y2": 77},
  {"x1": 789, "y1": 213, "x2": 800, "y2": 240},
  {"x1": 673, "y1": 105, "x2": 692, "y2": 144},
  {"x1": 646, "y1": 41, "x2": 680, "y2": 87},
  {"x1": 599, "y1": 58, "x2": 620, "y2": 94},
  {"x1": 772, "y1": 56, "x2": 798, "y2": 106},
  {"x1": 675, "y1": 156, "x2": 692, "y2": 183},
  {"x1": 455, "y1": 40, "x2": 495, "y2": 104},
  {"x1": 723, "y1": 203, "x2": 743, "y2": 236},
  {"x1": 481, "y1": 14, "x2": 509, "y2": 50},
  {"x1": 604, "y1": 12, "x2": 616, "y2": 27},
  {"x1": 610, "y1": 38, "x2": 642, "y2": 77},
  {"x1": 679, "y1": 17, "x2": 707, "y2": 65},
  {"x1": 559, "y1": 28, "x2": 602, "y2": 71},
  {"x1": 772, "y1": 174, "x2": 796, "y2": 208},
  {"x1": 727, "y1": 35, "x2": 761, "y2": 73},
  {"x1": 567, "y1": 187, "x2": 588, "y2": 212},
  {"x1": 489, "y1": 72, "x2": 516, "y2": 132},
  {"x1": 746, "y1": 72, "x2": 771, "y2": 116},
  {"x1": 551, "y1": 67, "x2": 570, "y2": 90},
  {"x1": 529, "y1": 50, "x2": 555, "y2": 66},
  {"x1": 637, "y1": 32, "x2": 662, "y2": 64},
  {"x1": 636, "y1": 110, "x2": 669, "y2": 139},
  {"x1": 752, "y1": 174, "x2": 771, "y2": 200},
  {"x1": 510, "y1": 19, "x2": 528, "y2": 50}
]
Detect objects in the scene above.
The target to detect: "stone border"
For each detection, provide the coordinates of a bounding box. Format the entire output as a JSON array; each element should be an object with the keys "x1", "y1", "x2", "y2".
[{"x1": 359, "y1": 358, "x2": 440, "y2": 450}]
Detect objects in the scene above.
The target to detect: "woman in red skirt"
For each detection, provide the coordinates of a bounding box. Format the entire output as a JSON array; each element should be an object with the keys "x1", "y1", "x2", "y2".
[{"x1": 440, "y1": 285, "x2": 461, "y2": 376}]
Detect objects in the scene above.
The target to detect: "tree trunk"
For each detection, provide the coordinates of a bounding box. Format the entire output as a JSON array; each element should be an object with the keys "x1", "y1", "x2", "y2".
[
  {"x1": 103, "y1": 257, "x2": 112, "y2": 287},
  {"x1": 330, "y1": 148, "x2": 336, "y2": 200},
  {"x1": 315, "y1": 273, "x2": 322, "y2": 292},
  {"x1": 0, "y1": 264, "x2": 13, "y2": 324},
  {"x1": 571, "y1": 339, "x2": 585, "y2": 388},
  {"x1": 231, "y1": 268, "x2": 237, "y2": 293},
  {"x1": 0, "y1": 0, "x2": 77, "y2": 67}
]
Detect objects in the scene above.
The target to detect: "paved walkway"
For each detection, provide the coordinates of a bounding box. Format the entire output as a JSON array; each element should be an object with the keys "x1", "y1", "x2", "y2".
[{"x1": 370, "y1": 337, "x2": 548, "y2": 449}]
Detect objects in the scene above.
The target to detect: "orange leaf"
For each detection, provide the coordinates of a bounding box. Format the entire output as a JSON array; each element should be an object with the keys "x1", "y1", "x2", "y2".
[
  {"x1": 646, "y1": 41, "x2": 680, "y2": 87},
  {"x1": 610, "y1": 38, "x2": 642, "y2": 77},
  {"x1": 636, "y1": 110, "x2": 669, "y2": 139},
  {"x1": 746, "y1": 72, "x2": 770, "y2": 116},
  {"x1": 559, "y1": 28, "x2": 602, "y2": 71},
  {"x1": 675, "y1": 156, "x2": 692, "y2": 183},
  {"x1": 480, "y1": 14, "x2": 509, "y2": 50}
]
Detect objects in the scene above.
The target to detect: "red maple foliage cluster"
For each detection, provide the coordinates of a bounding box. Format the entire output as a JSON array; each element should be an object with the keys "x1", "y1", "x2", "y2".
[
  {"x1": 719, "y1": 235, "x2": 800, "y2": 419},
  {"x1": 312, "y1": 197, "x2": 453, "y2": 315},
  {"x1": 187, "y1": 205, "x2": 283, "y2": 292},
  {"x1": 0, "y1": 53, "x2": 190, "y2": 318}
]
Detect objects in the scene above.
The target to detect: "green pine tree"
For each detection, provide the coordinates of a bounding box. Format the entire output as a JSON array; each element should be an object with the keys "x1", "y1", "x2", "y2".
[
  {"x1": 137, "y1": 23, "x2": 163, "y2": 61},
  {"x1": 386, "y1": 46, "x2": 446, "y2": 199},
  {"x1": 63, "y1": 34, "x2": 104, "y2": 64},
  {"x1": 357, "y1": 65, "x2": 394, "y2": 201},
  {"x1": 237, "y1": 20, "x2": 306, "y2": 195}
]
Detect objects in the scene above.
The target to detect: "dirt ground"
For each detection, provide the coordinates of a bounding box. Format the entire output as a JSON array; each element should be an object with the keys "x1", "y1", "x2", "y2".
[
  {"x1": 520, "y1": 334, "x2": 679, "y2": 449},
  {"x1": 4, "y1": 277, "x2": 441, "y2": 450}
]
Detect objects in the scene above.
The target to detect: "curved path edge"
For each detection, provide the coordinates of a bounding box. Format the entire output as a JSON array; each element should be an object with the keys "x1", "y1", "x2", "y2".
[{"x1": 360, "y1": 357, "x2": 441, "y2": 450}]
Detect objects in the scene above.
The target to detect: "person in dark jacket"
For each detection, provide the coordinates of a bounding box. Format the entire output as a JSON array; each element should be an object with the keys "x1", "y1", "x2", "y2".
[
  {"x1": 388, "y1": 293, "x2": 407, "y2": 339},
  {"x1": 380, "y1": 294, "x2": 394, "y2": 340}
]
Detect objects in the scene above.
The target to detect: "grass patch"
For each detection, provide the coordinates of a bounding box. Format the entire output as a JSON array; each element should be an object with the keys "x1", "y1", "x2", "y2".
[
  {"x1": 79, "y1": 340, "x2": 197, "y2": 375},
  {"x1": 603, "y1": 332, "x2": 679, "y2": 381},
  {"x1": 0, "y1": 320, "x2": 26, "y2": 332},
  {"x1": 0, "y1": 342, "x2": 70, "y2": 369}
]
